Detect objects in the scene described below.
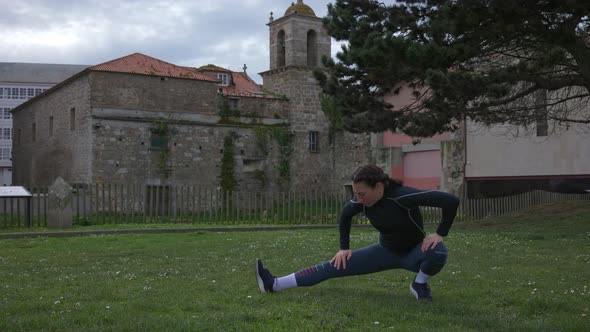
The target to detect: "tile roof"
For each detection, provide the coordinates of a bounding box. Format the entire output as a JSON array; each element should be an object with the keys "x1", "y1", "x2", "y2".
[
  {"x1": 89, "y1": 53, "x2": 218, "y2": 82},
  {"x1": 198, "y1": 64, "x2": 233, "y2": 73},
  {"x1": 199, "y1": 65, "x2": 283, "y2": 99},
  {"x1": 223, "y1": 72, "x2": 281, "y2": 99}
]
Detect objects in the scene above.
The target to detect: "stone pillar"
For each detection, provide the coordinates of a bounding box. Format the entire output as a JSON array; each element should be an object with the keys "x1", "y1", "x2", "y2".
[{"x1": 47, "y1": 177, "x2": 74, "y2": 228}]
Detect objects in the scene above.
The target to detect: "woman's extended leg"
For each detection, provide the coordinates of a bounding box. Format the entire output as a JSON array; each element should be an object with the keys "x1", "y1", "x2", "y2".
[{"x1": 257, "y1": 242, "x2": 405, "y2": 292}]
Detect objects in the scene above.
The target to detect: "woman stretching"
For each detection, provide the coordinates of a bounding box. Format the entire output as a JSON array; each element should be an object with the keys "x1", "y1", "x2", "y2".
[{"x1": 256, "y1": 164, "x2": 460, "y2": 301}]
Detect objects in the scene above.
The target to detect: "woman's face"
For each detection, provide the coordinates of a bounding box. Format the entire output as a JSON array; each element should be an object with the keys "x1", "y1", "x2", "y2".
[{"x1": 352, "y1": 181, "x2": 384, "y2": 207}]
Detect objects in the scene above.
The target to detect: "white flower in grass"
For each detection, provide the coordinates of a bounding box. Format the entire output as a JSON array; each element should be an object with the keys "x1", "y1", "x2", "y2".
[
  {"x1": 374, "y1": 321, "x2": 379, "y2": 325},
  {"x1": 106, "y1": 305, "x2": 111, "y2": 309}
]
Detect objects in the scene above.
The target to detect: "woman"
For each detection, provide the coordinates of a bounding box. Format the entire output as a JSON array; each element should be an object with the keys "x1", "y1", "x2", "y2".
[{"x1": 256, "y1": 164, "x2": 460, "y2": 301}]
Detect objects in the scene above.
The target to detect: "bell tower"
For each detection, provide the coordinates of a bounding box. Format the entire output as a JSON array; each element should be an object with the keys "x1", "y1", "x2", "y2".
[
  {"x1": 260, "y1": 1, "x2": 372, "y2": 192},
  {"x1": 267, "y1": 0, "x2": 331, "y2": 71},
  {"x1": 260, "y1": 1, "x2": 333, "y2": 191}
]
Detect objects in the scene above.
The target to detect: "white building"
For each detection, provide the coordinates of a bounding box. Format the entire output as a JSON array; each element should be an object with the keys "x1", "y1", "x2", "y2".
[{"x1": 0, "y1": 63, "x2": 88, "y2": 185}]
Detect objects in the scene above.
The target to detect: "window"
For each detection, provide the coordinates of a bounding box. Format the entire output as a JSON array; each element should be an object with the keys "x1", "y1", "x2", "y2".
[
  {"x1": 535, "y1": 90, "x2": 548, "y2": 137},
  {"x1": 0, "y1": 88, "x2": 3, "y2": 99},
  {"x1": 307, "y1": 30, "x2": 318, "y2": 67},
  {"x1": 11, "y1": 88, "x2": 18, "y2": 99},
  {"x1": 2, "y1": 128, "x2": 10, "y2": 140},
  {"x1": 277, "y1": 30, "x2": 286, "y2": 67},
  {"x1": 1, "y1": 148, "x2": 10, "y2": 160},
  {"x1": 27, "y1": 88, "x2": 34, "y2": 99},
  {"x1": 32, "y1": 123, "x2": 36, "y2": 142},
  {"x1": 70, "y1": 107, "x2": 76, "y2": 130},
  {"x1": 217, "y1": 73, "x2": 229, "y2": 86},
  {"x1": 150, "y1": 130, "x2": 168, "y2": 150},
  {"x1": 49, "y1": 116, "x2": 54, "y2": 137},
  {"x1": 19, "y1": 88, "x2": 27, "y2": 99},
  {"x1": 309, "y1": 131, "x2": 319, "y2": 153},
  {"x1": 228, "y1": 98, "x2": 239, "y2": 110},
  {"x1": 35, "y1": 88, "x2": 42, "y2": 96},
  {"x1": 3, "y1": 108, "x2": 11, "y2": 119}
]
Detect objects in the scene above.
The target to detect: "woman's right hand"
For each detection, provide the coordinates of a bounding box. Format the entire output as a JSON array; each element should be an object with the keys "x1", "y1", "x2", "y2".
[{"x1": 330, "y1": 250, "x2": 352, "y2": 270}]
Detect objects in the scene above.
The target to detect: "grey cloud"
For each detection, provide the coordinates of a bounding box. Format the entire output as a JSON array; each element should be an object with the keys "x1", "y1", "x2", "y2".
[{"x1": 0, "y1": 0, "x2": 332, "y2": 82}]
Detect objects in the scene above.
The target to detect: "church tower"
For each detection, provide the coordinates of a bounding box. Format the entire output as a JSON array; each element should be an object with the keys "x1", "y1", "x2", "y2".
[
  {"x1": 267, "y1": 1, "x2": 331, "y2": 70},
  {"x1": 260, "y1": 1, "x2": 371, "y2": 192},
  {"x1": 261, "y1": 1, "x2": 333, "y2": 191}
]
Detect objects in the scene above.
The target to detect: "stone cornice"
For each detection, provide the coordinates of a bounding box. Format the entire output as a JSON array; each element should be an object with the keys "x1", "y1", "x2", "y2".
[{"x1": 259, "y1": 65, "x2": 319, "y2": 77}]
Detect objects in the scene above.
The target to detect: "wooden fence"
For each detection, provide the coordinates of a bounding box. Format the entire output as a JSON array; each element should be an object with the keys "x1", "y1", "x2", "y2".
[{"x1": 0, "y1": 184, "x2": 588, "y2": 228}]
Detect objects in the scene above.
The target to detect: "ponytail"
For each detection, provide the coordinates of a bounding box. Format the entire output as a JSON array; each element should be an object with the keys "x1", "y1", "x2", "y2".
[{"x1": 352, "y1": 164, "x2": 401, "y2": 189}]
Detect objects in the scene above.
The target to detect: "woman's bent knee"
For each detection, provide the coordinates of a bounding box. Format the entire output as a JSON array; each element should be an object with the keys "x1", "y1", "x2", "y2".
[{"x1": 422, "y1": 243, "x2": 448, "y2": 273}]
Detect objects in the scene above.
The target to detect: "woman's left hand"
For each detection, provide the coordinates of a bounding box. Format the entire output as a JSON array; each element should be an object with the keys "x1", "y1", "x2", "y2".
[{"x1": 421, "y1": 233, "x2": 443, "y2": 252}]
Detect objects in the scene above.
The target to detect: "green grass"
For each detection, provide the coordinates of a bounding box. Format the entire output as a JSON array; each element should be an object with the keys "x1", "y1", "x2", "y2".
[{"x1": 0, "y1": 201, "x2": 589, "y2": 331}]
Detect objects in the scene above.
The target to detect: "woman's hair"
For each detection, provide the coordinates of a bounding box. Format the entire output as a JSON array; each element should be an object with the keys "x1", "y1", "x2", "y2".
[{"x1": 352, "y1": 164, "x2": 402, "y2": 188}]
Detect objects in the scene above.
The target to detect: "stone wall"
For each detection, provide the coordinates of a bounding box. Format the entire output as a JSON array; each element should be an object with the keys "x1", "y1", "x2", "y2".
[
  {"x1": 12, "y1": 74, "x2": 93, "y2": 187},
  {"x1": 89, "y1": 71, "x2": 218, "y2": 114},
  {"x1": 220, "y1": 95, "x2": 289, "y2": 120},
  {"x1": 91, "y1": 109, "x2": 284, "y2": 193},
  {"x1": 263, "y1": 67, "x2": 373, "y2": 192},
  {"x1": 331, "y1": 132, "x2": 374, "y2": 188},
  {"x1": 264, "y1": 67, "x2": 331, "y2": 190}
]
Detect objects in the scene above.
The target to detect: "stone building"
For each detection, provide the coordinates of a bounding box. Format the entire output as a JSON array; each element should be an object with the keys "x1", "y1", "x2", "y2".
[
  {"x1": 12, "y1": 1, "x2": 372, "y2": 193},
  {"x1": 0, "y1": 62, "x2": 88, "y2": 185}
]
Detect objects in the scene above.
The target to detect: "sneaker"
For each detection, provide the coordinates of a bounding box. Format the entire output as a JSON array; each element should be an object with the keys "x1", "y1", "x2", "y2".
[
  {"x1": 256, "y1": 258, "x2": 276, "y2": 293},
  {"x1": 410, "y1": 281, "x2": 433, "y2": 302}
]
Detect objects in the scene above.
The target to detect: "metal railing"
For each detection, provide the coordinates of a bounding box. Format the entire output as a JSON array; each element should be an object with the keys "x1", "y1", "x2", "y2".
[{"x1": 0, "y1": 185, "x2": 588, "y2": 228}]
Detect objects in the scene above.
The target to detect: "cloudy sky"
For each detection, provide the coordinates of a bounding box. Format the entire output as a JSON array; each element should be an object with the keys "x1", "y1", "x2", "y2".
[{"x1": 0, "y1": 0, "x2": 342, "y2": 83}]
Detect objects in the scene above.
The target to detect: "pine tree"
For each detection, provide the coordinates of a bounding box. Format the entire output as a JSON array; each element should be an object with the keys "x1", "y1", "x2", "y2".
[{"x1": 315, "y1": 0, "x2": 590, "y2": 137}]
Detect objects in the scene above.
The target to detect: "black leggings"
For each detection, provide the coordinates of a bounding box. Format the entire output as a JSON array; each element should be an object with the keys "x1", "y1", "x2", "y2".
[{"x1": 295, "y1": 242, "x2": 448, "y2": 286}]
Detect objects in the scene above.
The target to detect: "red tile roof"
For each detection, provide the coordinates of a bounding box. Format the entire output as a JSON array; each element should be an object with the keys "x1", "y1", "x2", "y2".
[
  {"x1": 198, "y1": 64, "x2": 233, "y2": 73},
  {"x1": 89, "y1": 53, "x2": 218, "y2": 82},
  {"x1": 199, "y1": 65, "x2": 282, "y2": 99},
  {"x1": 223, "y1": 72, "x2": 280, "y2": 98}
]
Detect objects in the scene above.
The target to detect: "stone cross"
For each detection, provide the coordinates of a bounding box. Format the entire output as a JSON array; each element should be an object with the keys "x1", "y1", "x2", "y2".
[{"x1": 47, "y1": 177, "x2": 74, "y2": 228}]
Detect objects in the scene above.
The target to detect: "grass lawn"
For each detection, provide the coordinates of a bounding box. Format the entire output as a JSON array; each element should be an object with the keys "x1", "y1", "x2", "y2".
[{"x1": 0, "y1": 201, "x2": 589, "y2": 331}]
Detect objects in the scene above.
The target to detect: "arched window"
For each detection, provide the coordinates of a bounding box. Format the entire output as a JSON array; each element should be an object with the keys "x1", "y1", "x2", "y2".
[
  {"x1": 277, "y1": 30, "x2": 286, "y2": 67},
  {"x1": 307, "y1": 30, "x2": 317, "y2": 67}
]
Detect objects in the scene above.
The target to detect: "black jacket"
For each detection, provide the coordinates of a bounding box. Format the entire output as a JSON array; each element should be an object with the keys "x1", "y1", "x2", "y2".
[{"x1": 339, "y1": 185, "x2": 460, "y2": 254}]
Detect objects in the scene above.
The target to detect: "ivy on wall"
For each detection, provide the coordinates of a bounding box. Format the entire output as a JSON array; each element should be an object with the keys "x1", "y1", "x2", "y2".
[
  {"x1": 218, "y1": 96, "x2": 240, "y2": 120},
  {"x1": 219, "y1": 133, "x2": 237, "y2": 195},
  {"x1": 253, "y1": 169, "x2": 267, "y2": 188},
  {"x1": 152, "y1": 119, "x2": 172, "y2": 178},
  {"x1": 255, "y1": 126, "x2": 292, "y2": 179}
]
